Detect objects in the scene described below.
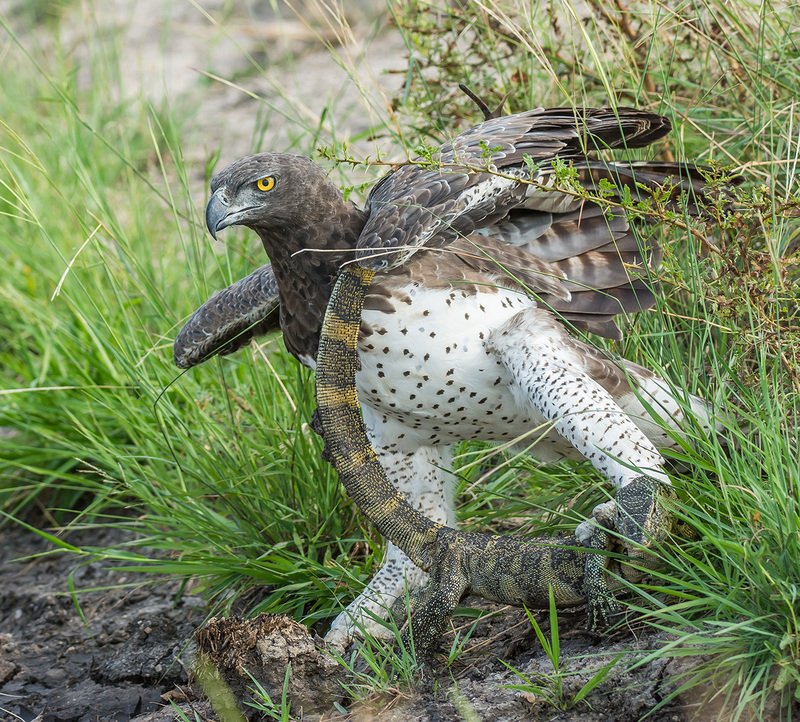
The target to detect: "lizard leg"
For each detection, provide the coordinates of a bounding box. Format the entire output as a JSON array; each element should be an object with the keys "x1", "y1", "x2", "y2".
[
  {"x1": 401, "y1": 536, "x2": 469, "y2": 662},
  {"x1": 584, "y1": 521, "x2": 623, "y2": 629},
  {"x1": 325, "y1": 435, "x2": 455, "y2": 648}
]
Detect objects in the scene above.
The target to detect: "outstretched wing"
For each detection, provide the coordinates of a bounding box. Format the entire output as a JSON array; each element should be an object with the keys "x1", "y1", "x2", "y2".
[
  {"x1": 174, "y1": 262, "x2": 280, "y2": 369},
  {"x1": 422, "y1": 157, "x2": 717, "y2": 340},
  {"x1": 355, "y1": 107, "x2": 672, "y2": 270}
]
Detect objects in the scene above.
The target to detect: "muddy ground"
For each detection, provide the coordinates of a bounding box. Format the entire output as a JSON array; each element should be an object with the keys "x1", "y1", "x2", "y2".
[{"x1": 1, "y1": 518, "x2": 721, "y2": 722}]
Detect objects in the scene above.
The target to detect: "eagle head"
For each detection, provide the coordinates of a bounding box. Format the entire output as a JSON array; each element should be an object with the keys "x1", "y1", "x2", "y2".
[{"x1": 205, "y1": 153, "x2": 341, "y2": 240}]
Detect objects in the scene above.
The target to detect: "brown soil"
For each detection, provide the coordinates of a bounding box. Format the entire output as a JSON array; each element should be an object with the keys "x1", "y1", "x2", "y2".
[
  {"x1": 0, "y1": 520, "x2": 722, "y2": 722},
  {"x1": 0, "y1": 522, "x2": 210, "y2": 722}
]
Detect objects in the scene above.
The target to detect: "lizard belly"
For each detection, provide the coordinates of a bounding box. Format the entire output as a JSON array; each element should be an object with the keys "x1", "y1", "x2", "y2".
[{"x1": 356, "y1": 286, "x2": 578, "y2": 460}]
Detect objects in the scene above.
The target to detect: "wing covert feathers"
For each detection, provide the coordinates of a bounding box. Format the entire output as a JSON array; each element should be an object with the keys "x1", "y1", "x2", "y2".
[
  {"x1": 174, "y1": 263, "x2": 280, "y2": 369},
  {"x1": 355, "y1": 107, "x2": 675, "y2": 270}
]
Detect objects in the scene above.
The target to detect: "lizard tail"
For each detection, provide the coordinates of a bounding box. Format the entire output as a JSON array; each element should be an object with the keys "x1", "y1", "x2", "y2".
[{"x1": 315, "y1": 264, "x2": 440, "y2": 570}]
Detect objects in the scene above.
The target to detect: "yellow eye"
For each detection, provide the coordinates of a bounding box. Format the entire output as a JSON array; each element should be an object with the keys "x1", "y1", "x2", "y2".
[{"x1": 256, "y1": 176, "x2": 275, "y2": 192}]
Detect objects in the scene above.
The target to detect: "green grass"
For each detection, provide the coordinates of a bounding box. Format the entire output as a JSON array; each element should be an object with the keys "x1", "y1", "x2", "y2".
[{"x1": 1, "y1": 0, "x2": 799, "y2": 719}]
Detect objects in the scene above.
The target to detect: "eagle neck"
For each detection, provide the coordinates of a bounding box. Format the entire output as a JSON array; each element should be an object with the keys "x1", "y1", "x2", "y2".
[{"x1": 255, "y1": 202, "x2": 369, "y2": 364}]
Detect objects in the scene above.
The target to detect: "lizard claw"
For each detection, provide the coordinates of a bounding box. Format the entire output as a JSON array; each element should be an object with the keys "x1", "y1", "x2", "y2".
[{"x1": 586, "y1": 588, "x2": 621, "y2": 630}]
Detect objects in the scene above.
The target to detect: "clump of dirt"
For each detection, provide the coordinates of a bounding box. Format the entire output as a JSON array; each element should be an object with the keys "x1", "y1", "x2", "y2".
[{"x1": 194, "y1": 614, "x2": 346, "y2": 718}]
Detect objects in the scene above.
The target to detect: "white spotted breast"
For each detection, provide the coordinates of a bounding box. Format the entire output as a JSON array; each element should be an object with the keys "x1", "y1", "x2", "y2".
[{"x1": 356, "y1": 283, "x2": 569, "y2": 451}]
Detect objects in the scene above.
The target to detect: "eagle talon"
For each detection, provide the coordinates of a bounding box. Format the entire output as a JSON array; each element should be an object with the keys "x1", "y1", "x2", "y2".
[{"x1": 576, "y1": 499, "x2": 618, "y2": 545}]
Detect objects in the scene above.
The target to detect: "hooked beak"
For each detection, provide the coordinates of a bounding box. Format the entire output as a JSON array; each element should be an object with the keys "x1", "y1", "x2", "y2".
[
  {"x1": 205, "y1": 190, "x2": 230, "y2": 241},
  {"x1": 205, "y1": 189, "x2": 253, "y2": 241}
]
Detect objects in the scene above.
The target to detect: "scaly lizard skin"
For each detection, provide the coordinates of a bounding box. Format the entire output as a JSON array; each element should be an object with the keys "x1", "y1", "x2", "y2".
[{"x1": 315, "y1": 264, "x2": 678, "y2": 659}]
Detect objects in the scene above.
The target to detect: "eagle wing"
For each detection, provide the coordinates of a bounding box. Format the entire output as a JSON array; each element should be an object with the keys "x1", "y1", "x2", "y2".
[
  {"x1": 174, "y1": 262, "x2": 280, "y2": 369},
  {"x1": 354, "y1": 107, "x2": 673, "y2": 270}
]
